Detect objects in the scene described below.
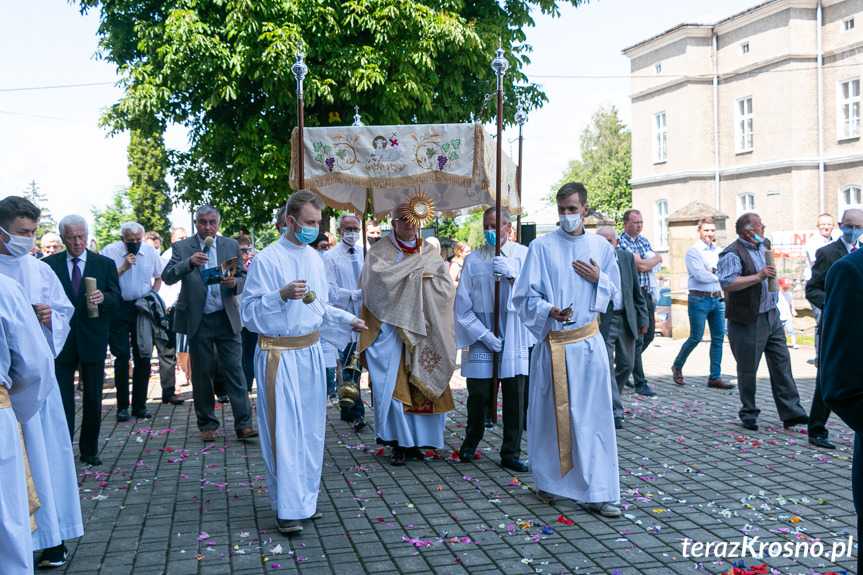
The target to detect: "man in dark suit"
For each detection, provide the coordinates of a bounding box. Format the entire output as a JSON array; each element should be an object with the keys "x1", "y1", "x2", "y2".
[
  {"x1": 597, "y1": 226, "x2": 649, "y2": 429},
  {"x1": 820, "y1": 230, "x2": 863, "y2": 575},
  {"x1": 805, "y1": 208, "x2": 863, "y2": 449},
  {"x1": 162, "y1": 206, "x2": 257, "y2": 441},
  {"x1": 43, "y1": 215, "x2": 121, "y2": 466}
]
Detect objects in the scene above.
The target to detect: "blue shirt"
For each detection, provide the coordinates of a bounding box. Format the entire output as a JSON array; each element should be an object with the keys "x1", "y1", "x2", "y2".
[
  {"x1": 716, "y1": 239, "x2": 778, "y2": 314},
  {"x1": 619, "y1": 232, "x2": 654, "y2": 288}
]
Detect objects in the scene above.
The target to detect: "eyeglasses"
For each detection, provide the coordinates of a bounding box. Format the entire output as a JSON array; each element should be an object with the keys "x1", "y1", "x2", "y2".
[
  {"x1": 63, "y1": 234, "x2": 87, "y2": 242},
  {"x1": 342, "y1": 227, "x2": 361, "y2": 232},
  {"x1": 240, "y1": 247, "x2": 252, "y2": 253}
]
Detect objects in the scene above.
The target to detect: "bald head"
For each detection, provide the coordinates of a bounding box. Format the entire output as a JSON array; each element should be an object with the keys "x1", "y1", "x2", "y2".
[
  {"x1": 596, "y1": 226, "x2": 618, "y2": 247},
  {"x1": 40, "y1": 232, "x2": 62, "y2": 255}
]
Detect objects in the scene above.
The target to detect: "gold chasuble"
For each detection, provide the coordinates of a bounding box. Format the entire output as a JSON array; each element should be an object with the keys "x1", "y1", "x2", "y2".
[{"x1": 359, "y1": 238, "x2": 455, "y2": 414}]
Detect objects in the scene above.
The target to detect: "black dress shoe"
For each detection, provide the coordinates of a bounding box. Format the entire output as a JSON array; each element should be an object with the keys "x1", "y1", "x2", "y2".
[
  {"x1": 458, "y1": 444, "x2": 477, "y2": 462},
  {"x1": 809, "y1": 435, "x2": 836, "y2": 449},
  {"x1": 625, "y1": 379, "x2": 635, "y2": 388},
  {"x1": 741, "y1": 419, "x2": 758, "y2": 431},
  {"x1": 116, "y1": 408, "x2": 130, "y2": 422},
  {"x1": 131, "y1": 409, "x2": 152, "y2": 419},
  {"x1": 783, "y1": 415, "x2": 809, "y2": 428},
  {"x1": 79, "y1": 454, "x2": 102, "y2": 466},
  {"x1": 217, "y1": 395, "x2": 229, "y2": 404},
  {"x1": 353, "y1": 418, "x2": 366, "y2": 433},
  {"x1": 484, "y1": 417, "x2": 494, "y2": 429},
  {"x1": 501, "y1": 458, "x2": 529, "y2": 473},
  {"x1": 161, "y1": 394, "x2": 185, "y2": 404},
  {"x1": 390, "y1": 446, "x2": 406, "y2": 466},
  {"x1": 634, "y1": 384, "x2": 657, "y2": 397},
  {"x1": 38, "y1": 543, "x2": 68, "y2": 568},
  {"x1": 614, "y1": 416, "x2": 624, "y2": 430}
]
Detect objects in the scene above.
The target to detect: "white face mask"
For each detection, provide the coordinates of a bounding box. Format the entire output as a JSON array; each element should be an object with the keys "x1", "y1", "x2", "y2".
[
  {"x1": 342, "y1": 231, "x2": 360, "y2": 246},
  {"x1": 0, "y1": 225, "x2": 36, "y2": 257},
  {"x1": 559, "y1": 213, "x2": 583, "y2": 233}
]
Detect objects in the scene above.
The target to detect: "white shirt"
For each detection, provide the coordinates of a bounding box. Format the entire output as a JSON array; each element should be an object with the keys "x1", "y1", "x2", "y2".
[
  {"x1": 685, "y1": 239, "x2": 721, "y2": 293},
  {"x1": 839, "y1": 235, "x2": 861, "y2": 254},
  {"x1": 102, "y1": 240, "x2": 164, "y2": 301},
  {"x1": 158, "y1": 248, "x2": 181, "y2": 308},
  {"x1": 65, "y1": 249, "x2": 87, "y2": 281},
  {"x1": 198, "y1": 235, "x2": 225, "y2": 314}
]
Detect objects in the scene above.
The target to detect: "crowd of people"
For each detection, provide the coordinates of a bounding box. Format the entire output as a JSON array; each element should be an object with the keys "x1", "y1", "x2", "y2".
[{"x1": 1, "y1": 183, "x2": 862, "y2": 572}]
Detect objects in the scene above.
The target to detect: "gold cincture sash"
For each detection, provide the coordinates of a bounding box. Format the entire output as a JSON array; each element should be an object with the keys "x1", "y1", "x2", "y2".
[
  {"x1": 544, "y1": 319, "x2": 599, "y2": 477},
  {"x1": 0, "y1": 386, "x2": 40, "y2": 532},
  {"x1": 258, "y1": 332, "x2": 319, "y2": 463}
]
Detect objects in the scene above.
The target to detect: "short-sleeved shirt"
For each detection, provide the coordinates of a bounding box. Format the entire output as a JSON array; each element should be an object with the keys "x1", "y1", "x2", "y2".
[
  {"x1": 103, "y1": 240, "x2": 164, "y2": 301},
  {"x1": 619, "y1": 232, "x2": 654, "y2": 288}
]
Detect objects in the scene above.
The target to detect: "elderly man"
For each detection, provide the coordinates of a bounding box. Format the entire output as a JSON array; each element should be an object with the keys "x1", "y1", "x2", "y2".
[
  {"x1": 671, "y1": 217, "x2": 731, "y2": 389},
  {"x1": 360, "y1": 201, "x2": 456, "y2": 465},
  {"x1": 102, "y1": 221, "x2": 164, "y2": 421},
  {"x1": 43, "y1": 215, "x2": 121, "y2": 465},
  {"x1": 512, "y1": 183, "x2": 621, "y2": 517},
  {"x1": 323, "y1": 213, "x2": 367, "y2": 431},
  {"x1": 455, "y1": 207, "x2": 531, "y2": 472},
  {"x1": 805, "y1": 208, "x2": 863, "y2": 449},
  {"x1": 40, "y1": 232, "x2": 62, "y2": 257},
  {"x1": 241, "y1": 191, "x2": 365, "y2": 534},
  {"x1": 596, "y1": 226, "x2": 648, "y2": 429},
  {"x1": 717, "y1": 213, "x2": 808, "y2": 431},
  {"x1": 0, "y1": 274, "x2": 60, "y2": 574},
  {"x1": 0, "y1": 196, "x2": 83, "y2": 568},
  {"x1": 162, "y1": 206, "x2": 256, "y2": 441}
]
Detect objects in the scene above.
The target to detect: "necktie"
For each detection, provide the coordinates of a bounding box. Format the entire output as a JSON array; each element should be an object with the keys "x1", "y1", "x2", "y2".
[
  {"x1": 206, "y1": 247, "x2": 220, "y2": 298},
  {"x1": 71, "y1": 257, "x2": 82, "y2": 297},
  {"x1": 853, "y1": 246, "x2": 858, "y2": 252}
]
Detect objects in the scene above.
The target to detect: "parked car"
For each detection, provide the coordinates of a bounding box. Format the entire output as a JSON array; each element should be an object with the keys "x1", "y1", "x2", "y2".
[{"x1": 654, "y1": 287, "x2": 671, "y2": 338}]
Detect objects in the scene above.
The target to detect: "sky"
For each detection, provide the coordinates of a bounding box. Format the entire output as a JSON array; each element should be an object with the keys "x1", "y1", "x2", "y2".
[{"x1": 0, "y1": 0, "x2": 759, "y2": 233}]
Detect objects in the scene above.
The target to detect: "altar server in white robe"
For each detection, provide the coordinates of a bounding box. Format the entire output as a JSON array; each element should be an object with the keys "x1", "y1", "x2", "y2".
[
  {"x1": 359, "y1": 200, "x2": 457, "y2": 466},
  {"x1": 512, "y1": 182, "x2": 623, "y2": 518},
  {"x1": 0, "y1": 275, "x2": 57, "y2": 575},
  {"x1": 0, "y1": 195, "x2": 83, "y2": 567},
  {"x1": 240, "y1": 190, "x2": 365, "y2": 536},
  {"x1": 455, "y1": 206, "x2": 534, "y2": 472}
]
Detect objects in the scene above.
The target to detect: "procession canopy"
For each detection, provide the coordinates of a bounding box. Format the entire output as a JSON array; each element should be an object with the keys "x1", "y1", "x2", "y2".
[{"x1": 289, "y1": 122, "x2": 520, "y2": 219}]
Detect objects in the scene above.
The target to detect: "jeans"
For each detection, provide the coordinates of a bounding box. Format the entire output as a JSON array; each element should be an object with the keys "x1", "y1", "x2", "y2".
[{"x1": 673, "y1": 294, "x2": 725, "y2": 380}]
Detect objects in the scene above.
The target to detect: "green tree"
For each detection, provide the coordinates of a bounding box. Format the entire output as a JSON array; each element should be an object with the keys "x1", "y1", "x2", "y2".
[
  {"x1": 77, "y1": 0, "x2": 588, "y2": 227},
  {"x1": 548, "y1": 105, "x2": 632, "y2": 227},
  {"x1": 436, "y1": 217, "x2": 460, "y2": 241},
  {"x1": 128, "y1": 128, "x2": 173, "y2": 240},
  {"x1": 92, "y1": 188, "x2": 134, "y2": 250},
  {"x1": 22, "y1": 180, "x2": 57, "y2": 239}
]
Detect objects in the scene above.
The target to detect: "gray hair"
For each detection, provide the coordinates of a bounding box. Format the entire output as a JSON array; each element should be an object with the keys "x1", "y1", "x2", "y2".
[
  {"x1": 338, "y1": 213, "x2": 361, "y2": 229},
  {"x1": 483, "y1": 206, "x2": 510, "y2": 226},
  {"x1": 595, "y1": 226, "x2": 618, "y2": 243},
  {"x1": 120, "y1": 221, "x2": 144, "y2": 236},
  {"x1": 196, "y1": 205, "x2": 220, "y2": 220},
  {"x1": 58, "y1": 215, "x2": 89, "y2": 237},
  {"x1": 40, "y1": 232, "x2": 61, "y2": 244},
  {"x1": 275, "y1": 205, "x2": 287, "y2": 228}
]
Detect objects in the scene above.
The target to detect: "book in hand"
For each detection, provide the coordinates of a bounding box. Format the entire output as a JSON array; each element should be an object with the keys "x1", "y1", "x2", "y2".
[{"x1": 200, "y1": 257, "x2": 238, "y2": 285}]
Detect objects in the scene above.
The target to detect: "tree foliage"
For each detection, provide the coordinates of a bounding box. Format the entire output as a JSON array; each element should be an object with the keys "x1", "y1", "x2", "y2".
[
  {"x1": 77, "y1": 0, "x2": 588, "y2": 227},
  {"x1": 435, "y1": 217, "x2": 460, "y2": 241},
  {"x1": 128, "y1": 128, "x2": 173, "y2": 240},
  {"x1": 92, "y1": 188, "x2": 135, "y2": 250},
  {"x1": 548, "y1": 105, "x2": 632, "y2": 227},
  {"x1": 22, "y1": 181, "x2": 57, "y2": 240}
]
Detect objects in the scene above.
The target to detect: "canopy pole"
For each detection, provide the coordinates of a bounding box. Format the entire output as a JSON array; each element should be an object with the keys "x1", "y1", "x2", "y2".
[
  {"x1": 363, "y1": 189, "x2": 370, "y2": 258},
  {"x1": 490, "y1": 44, "x2": 509, "y2": 424},
  {"x1": 515, "y1": 104, "x2": 526, "y2": 244},
  {"x1": 292, "y1": 52, "x2": 308, "y2": 189}
]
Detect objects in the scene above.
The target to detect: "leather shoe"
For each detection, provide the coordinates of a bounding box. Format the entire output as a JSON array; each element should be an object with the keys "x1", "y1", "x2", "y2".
[
  {"x1": 276, "y1": 518, "x2": 303, "y2": 534},
  {"x1": 741, "y1": 419, "x2": 758, "y2": 431},
  {"x1": 390, "y1": 446, "x2": 406, "y2": 466},
  {"x1": 80, "y1": 454, "x2": 102, "y2": 466},
  {"x1": 707, "y1": 378, "x2": 732, "y2": 389},
  {"x1": 614, "y1": 416, "x2": 623, "y2": 430},
  {"x1": 353, "y1": 418, "x2": 366, "y2": 433},
  {"x1": 237, "y1": 428, "x2": 258, "y2": 439},
  {"x1": 116, "y1": 408, "x2": 130, "y2": 422},
  {"x1": 501, "y1": 458, "x2": 529, "y2": 473},
  {"x1": 625, "y1": 379, "x2": 635, "y2": 388},
  {"x1": 634, "y1": 384, "x2": 657, "y2": 397},
  {"x1": 536, "y1": 489, "x2": 557, "y2": 504},
  {"x1": 131, "y1": 409, "x2": 152, "y2": 419},
  {"x1": 783, "y1": 415, "x2": 809, "y2": 428},
  {"x1": 162, "y1": 394, "x2": 185, "y2": 404},
  {"x1": 458, "y1": 444, "x2": 477, "y2": 462},
  {"x1": 484, "y1": 417, "x2": 494, "y2": 429},
  {"x1": 217, "y1": 395, "x2": 229, "y2": 404},
  {"x1": 200, "y1": 429, "x2": 216, "y2": 441},
  {"x1": 671, "y1": 367, "x2": 685, "y2": 385},
  {"x1": 809, "y1": 435, "x2": 836, "y2": 449}
]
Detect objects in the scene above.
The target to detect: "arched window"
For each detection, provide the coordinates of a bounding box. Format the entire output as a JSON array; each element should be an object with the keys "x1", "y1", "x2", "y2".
[{"x1": 655, "y1": 200, "x2": 669, "y2": 251}]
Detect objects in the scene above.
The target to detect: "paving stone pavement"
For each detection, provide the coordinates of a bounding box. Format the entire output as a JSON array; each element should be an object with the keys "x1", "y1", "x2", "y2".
[{"x1": 51, "y1": 338, "x2": 856, "y2": 575}]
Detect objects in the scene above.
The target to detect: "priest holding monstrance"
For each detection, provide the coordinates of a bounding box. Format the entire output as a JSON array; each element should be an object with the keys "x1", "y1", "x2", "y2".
[{"x1": 359, "y1": 193, "x2": 456, "y2": 465}]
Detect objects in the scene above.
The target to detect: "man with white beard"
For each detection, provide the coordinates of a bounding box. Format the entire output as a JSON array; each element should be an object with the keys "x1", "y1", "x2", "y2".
[
  {"x1": 512, "y1": 182, "x2": 622, "y2": 517},
  {"x1": 241, "y1": 190, "x2": 366, "y2": 535},
  {"x1": 0, "y1": 195, "x2": 83, "y2": 567}
]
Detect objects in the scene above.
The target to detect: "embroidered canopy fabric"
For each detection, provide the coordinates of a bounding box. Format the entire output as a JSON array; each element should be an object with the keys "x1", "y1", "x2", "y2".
[{"x1": 289, "y1": 123, "x2": 520, "y2": 218}]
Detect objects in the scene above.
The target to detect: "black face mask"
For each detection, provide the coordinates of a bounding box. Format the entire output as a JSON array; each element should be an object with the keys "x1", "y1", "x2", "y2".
[
  {"x1": 367, "y1": 236, "x2": 380, "y2": 245},
  {"x1": 125, "y1": 241, "x2": 142, "y2": 255}
]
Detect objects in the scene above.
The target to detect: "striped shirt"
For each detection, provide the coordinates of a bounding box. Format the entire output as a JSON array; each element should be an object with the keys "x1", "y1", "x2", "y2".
[
  {"x1": 618, "y1": 232, "x2": 654, "y2": 288},
  {"x1": 716, "y1": 240, "x2": 778, "y2": 314}
]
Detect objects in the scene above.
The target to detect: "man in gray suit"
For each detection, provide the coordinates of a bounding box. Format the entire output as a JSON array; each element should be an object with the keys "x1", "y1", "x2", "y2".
[
  {"x1": 597, "y1": 226, "x2": 649, "y2": 429},
  {"x1": 162, "y1": 206, "x2": 257, "y2": 441}
]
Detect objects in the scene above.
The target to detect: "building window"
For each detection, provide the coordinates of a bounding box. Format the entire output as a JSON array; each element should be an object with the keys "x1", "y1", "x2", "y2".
[
  {"x1": 737, "y1": 193, "x2": 755, "y2": 216},
  {"x1": 740, "y1": 42, "x2": 750, "y2": 54},
  {"x1": 843, "y1": 17, "x2": 855, "y2": 31},
  {"x1": 838, "y1": 78, "x2": 861, "y2": 139},
  {"x1": 736, "y1": 97, "x2": 754, "y2": 153},
  {"x1": 654, "y1": 63, "x2": 662, "y2": 74},
  {"x1": 839, "y1": 186, "x2": 862, "y2": 216},
  {"x1": 653, "y1": 112, "x2": 667, "y2": 163},
  {"x1": 655, "y1": 200, "x2": 669, "y2": 251}
]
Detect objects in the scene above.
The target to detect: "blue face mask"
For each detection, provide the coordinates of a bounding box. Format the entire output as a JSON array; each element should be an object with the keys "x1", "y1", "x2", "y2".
[
  {"x1": 484, "y1": 230, "x2": 496, "y2": 247},
  {"x1": 752, "y1": 232, "x2": 765, "y2": 244},
  {"x1": 841, "y1": 225, "x2": 863, "y2": 245},
  {"x1": 281, "y1": 227, "x2": 288, "y2": 236},
  {"x1": 290, "y1": 219, "x2": 318, "y2": 244}
]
